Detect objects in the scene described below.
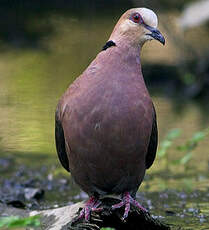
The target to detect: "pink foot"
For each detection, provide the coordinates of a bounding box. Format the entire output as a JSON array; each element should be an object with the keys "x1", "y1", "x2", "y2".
[
  {"x1": 112, "y1": 192, "x2": 147, "y2": 220},
  {"x1": 76, "y1": 196, "x2": 102, "y2": 221}
]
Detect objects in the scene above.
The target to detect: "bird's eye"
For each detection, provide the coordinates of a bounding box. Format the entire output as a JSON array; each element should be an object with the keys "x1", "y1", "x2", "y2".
[{"x1": 130, "y1": 13, "x2": 142, "y2": 24}]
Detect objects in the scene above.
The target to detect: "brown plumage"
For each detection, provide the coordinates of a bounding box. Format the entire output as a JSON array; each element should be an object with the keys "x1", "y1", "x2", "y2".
[{"x1": 55, "y1": 8, "x2": 165, "y2": 220}]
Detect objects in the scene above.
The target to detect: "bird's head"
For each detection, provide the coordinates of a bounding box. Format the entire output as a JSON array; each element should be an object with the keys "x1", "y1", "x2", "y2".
[{"x1": 109, "y1": 8, "x2": 165, "y2": 47}]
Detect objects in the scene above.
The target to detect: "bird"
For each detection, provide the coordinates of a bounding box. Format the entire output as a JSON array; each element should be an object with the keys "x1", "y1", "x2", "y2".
[{"x1": 55, "y1": 7, "x2": 165, "y2": 221}]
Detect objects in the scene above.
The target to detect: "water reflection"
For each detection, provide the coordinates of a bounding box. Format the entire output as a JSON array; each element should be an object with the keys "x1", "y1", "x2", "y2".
[{"x1": 0, "y1": 10, "x2": 209, "y2": 176}]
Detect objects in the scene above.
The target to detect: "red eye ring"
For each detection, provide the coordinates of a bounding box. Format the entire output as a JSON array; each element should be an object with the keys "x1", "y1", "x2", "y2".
[{"x1": 130, "y1": 13, "x2": 143, "y2": 24}]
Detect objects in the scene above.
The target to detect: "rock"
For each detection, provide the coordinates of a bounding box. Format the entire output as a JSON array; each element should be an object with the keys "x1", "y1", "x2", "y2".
[
  {"x1": 6, "y1": 200, "x2": 26, "y2": 209},
  {"x1": 30, "y1": 198, "x2": 170, "y2": 230},
  {"x1": 165, "y1": 210, "x2": 176, "y2": 216},
  {"x1": 1, "y1": 198, "x2": 171, "y2": 230},
  {"x1": 30, "y1": 202, "x2": 84, "y2": 230},
  {"x1": 0, "y1": 158, "x2": 12, "y2": 171},
  {"x1": 24, "y1": 188, "x2": 44, "y2": 200},
  {"x1": 0, "y1": 203, "x2": 28, "y2": 217}
]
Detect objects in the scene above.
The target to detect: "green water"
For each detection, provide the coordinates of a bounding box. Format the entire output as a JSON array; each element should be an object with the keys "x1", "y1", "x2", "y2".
[{"x1": 0, "y1": 8, "x2": 209, "y2": 230}]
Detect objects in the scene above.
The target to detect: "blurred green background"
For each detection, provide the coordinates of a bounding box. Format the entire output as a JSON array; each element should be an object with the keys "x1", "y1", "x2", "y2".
[{"x1": 0, "y1": 0, "x2": 209, "y2": 229}]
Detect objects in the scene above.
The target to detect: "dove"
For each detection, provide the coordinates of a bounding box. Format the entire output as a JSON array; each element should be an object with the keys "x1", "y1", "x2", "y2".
[{"x1": 55, "y1": 7, "x2": 165, "y2": 220}]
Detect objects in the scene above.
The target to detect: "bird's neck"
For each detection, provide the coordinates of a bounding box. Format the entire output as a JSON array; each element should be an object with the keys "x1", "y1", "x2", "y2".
[
  {"x1": 114, "y1": 40, "x2": 142, "y2": 71},
  {"x1": 118, "y1": 42, "x2": 141, "y2": 58},
  {"x1": 98, "y1": 40, "x2": 144, "y2": 82}
]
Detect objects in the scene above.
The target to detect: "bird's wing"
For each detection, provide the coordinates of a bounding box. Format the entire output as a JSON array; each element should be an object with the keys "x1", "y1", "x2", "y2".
[
  {"x1": 145, "y1": 106, "x2": 158, "y2": 169},
  {"x1": 55, "y1": 106, "x2": 70, "y2": 172}
]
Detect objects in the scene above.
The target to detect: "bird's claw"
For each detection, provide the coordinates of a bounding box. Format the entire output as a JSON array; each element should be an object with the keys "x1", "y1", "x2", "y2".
[
  {"x1": 76, "y1": 197, "x2": 102, "y2": 222},
  {"x1": 112, "y1": 192, "x2": 147, "y2": 220}
]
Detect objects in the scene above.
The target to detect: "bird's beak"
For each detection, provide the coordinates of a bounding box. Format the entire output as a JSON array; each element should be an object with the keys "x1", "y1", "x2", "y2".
[{"x1": 144, "y1": 24, "x2": 165, "y2": 45}]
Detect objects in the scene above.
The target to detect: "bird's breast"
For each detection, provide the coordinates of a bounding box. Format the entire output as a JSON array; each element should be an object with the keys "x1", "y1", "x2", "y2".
[{"x1": 62, "y1": 75, "x2": 153, "y2": 158}]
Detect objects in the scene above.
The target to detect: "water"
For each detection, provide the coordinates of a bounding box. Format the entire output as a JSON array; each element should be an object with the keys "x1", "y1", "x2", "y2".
[{"x1": 0, "y1": 6, "x2": 209, "y2": 229}]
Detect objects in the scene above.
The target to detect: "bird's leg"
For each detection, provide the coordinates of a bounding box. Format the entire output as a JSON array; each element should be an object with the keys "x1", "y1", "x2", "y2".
[
  {"x1": 76, "y1": 196, "x2": 102, "y2": 221},
  {"x1": 112, "y1": 192, "x2": 147, "y2": 220}
]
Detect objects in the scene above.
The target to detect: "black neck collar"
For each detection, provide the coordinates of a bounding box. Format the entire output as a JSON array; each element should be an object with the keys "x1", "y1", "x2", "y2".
[{"x1": 102, "y1": 40, "x2": 116, "y2": 51}]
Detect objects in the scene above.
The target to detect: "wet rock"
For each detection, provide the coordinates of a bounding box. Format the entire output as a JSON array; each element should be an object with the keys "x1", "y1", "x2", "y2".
[
  {"x1": 30, "y1": 198, "x2": 171, "y2": 230},
  {"x1": 1, "y1": 198, "x2": 172, "y2": 230},
  {"x1": 165, "y1": 210, "x2": 176, "y2": 216},
  {"x1": 199, "y1": 217, "x2": 206, "y2": 223},
  {"x1": 146, "y1": 199, "x2": 154, "y2": 210},
  {"x1": 0, "y1": 158, "x2": 12, "y2": 171},
  {"x1": 177, "y1": 214, "x2": 185, "y2": 218},
  {"x1": 159, "y1": 193, "x2": 168, "y2": 199},
  {"x1": 47, "y1": 173, "x2": 53, "y2": 181},
  {"x1": 151, "y1": 215, "x2": 165, "y2": 220},
  {"x1": 0, "y1": 166, "x2": 72, "y2": 209},
  {"x1": 163, "y1": 204, "x2": 170, "y2": 209},
  {"x1": 24, "y1": 188, "x2": 44, "y2": 200},
  {"x1": 24, "y1": 178, "x2": 40, "y2": 187},
  {"x1": 187, "y1": 207, "x2": 199, "y2": 214},
  {"x1": 0, "y1": 174, "x2": 45, "y2": 210},
  {"x1": 27, "y1": 202, "x2": 41, "y2": 210},
  {"x1": 177, "y1": 192, "x2": 187, "y2": 199},
  {"x1": 6, "y1": 200, "x2": 25, "y2": 209},
  {"x1": 0, "y1": 203, "x2": 28, "y2": 217},
  {"x1": 59, "y1": 178, "x2": 68, "y2": 185},
  {"x1": 30, "y1": 202, "x2": 84, "y2": 230}
]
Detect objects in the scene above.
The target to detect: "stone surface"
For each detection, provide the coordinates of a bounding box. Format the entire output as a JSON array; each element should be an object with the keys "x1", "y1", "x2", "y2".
[
  {"x1": 30, "y1": 202, "x2": 84, "y2": 230},
  {"x1": 0, "y1": 199, "x2": 171, "y2": 230}
]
